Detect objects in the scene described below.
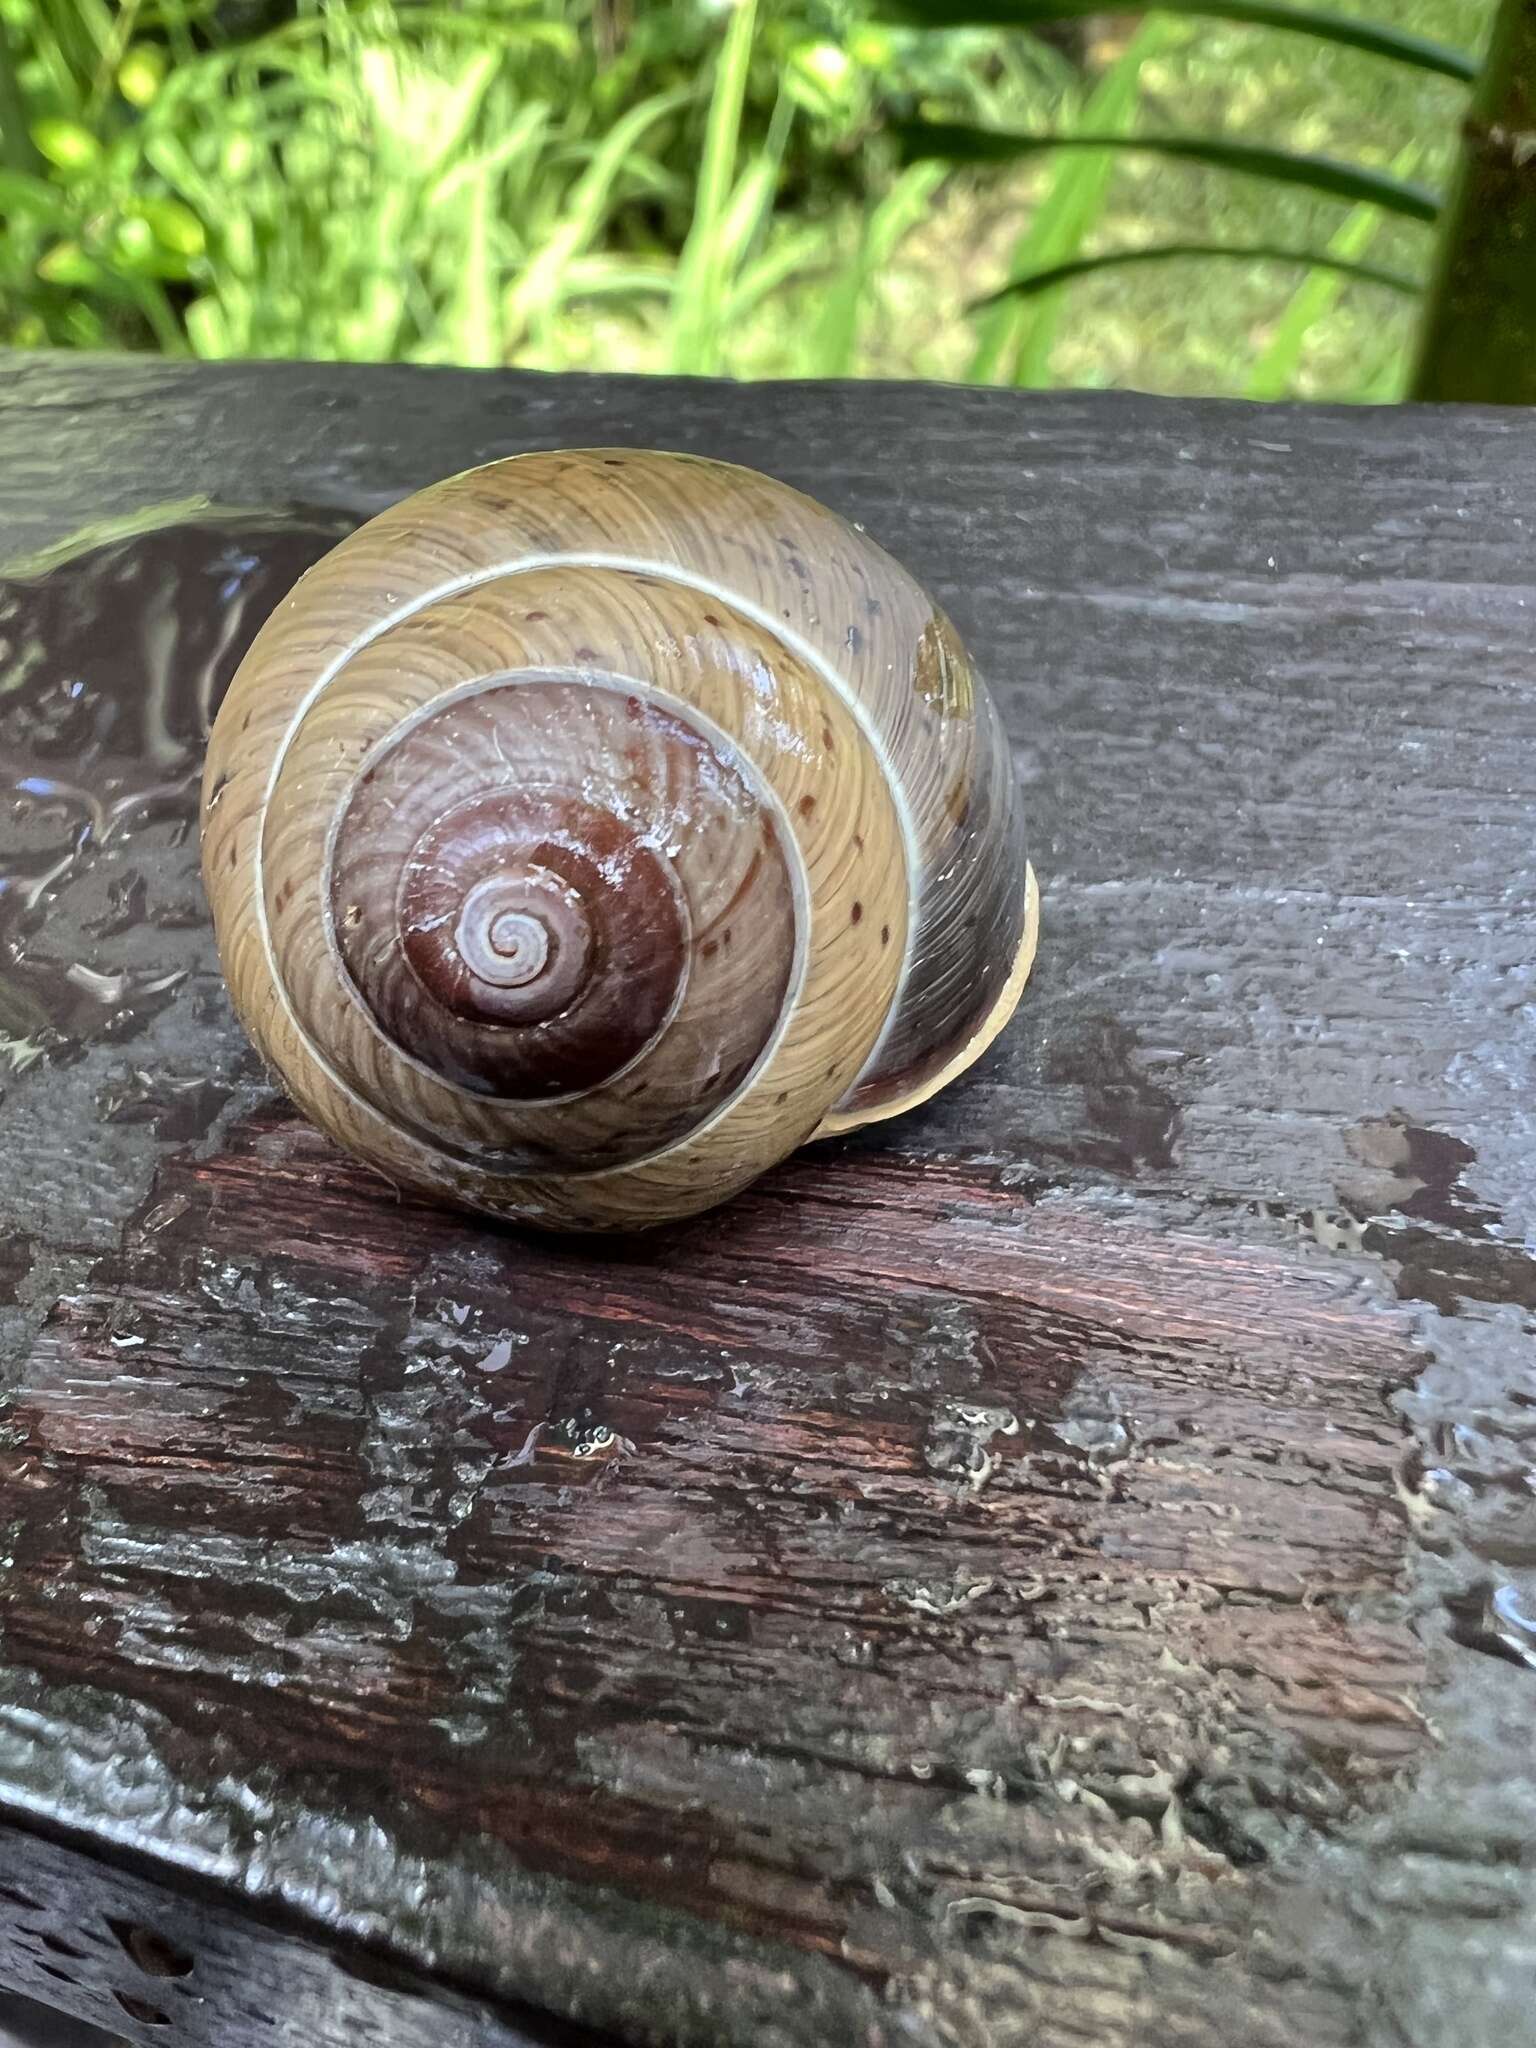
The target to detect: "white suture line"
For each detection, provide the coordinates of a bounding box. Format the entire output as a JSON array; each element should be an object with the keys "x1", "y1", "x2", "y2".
[{"x1": 253, "y1": 552, "x2": 921, "y2": 1182}]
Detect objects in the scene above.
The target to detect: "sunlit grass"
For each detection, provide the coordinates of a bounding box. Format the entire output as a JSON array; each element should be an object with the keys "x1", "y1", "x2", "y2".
[{"x1": 0, "y1": 0, "x2": 1498, "y2": 398}]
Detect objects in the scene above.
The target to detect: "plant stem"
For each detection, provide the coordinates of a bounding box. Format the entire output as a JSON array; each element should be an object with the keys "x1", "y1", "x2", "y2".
[
  {"x1": 1245, "y1": 148, "x2": 1420, "y2": 402},
  {"x1": 0, "y1": 12, "x2": 43, "y2": 174},
  {"x1": 666, "y1": 0, "x2": 758, "y2": 376},
  {"x1": 86, "y1": 0, "x2": 141, "y2": 120},
  {"x1": 967, "y1": 19, "x2": 1169, "y2": 387},
  {"x1": 1410, "y1": 0, "x2": 1536, "y2": 403}
]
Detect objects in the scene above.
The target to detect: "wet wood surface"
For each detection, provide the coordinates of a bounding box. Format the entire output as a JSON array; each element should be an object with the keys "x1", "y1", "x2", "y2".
[{"x1": 1, "y1": 357, "x2": 1534, "y2": 2048}]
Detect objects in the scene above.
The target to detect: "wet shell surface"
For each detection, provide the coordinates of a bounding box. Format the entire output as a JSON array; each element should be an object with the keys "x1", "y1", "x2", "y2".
[{"x1": 201, "y1": 449, "x2": 1037, "y2": 1229}]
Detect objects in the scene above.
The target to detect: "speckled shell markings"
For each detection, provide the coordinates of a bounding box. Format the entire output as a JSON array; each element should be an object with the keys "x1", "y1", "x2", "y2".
[{"x1": 201, "y1": 450, "x2": 1035, "y2": 1229}]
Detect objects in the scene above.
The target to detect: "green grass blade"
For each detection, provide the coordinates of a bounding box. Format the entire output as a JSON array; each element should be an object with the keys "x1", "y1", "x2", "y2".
[
  {"x1": 728, "y1": 222, "x2": 828, "y2": 323},
  {"x1": 124, "y1": 274, "x2": 187, "y2": 355},
  {"x1": 900, "y1": 123, "x2": 1441, "y2": 222},
  {"x1": 1359, "y1": 343, "x2": 1412, "y2": 401},
  {"x1": 508, "y1": 86, "x2": 691, "y2": 346},
  {"x1": 358, "y1": 45, "x2": 497, "y2": 177},
  {"x1": 977, "y1": 241, "x2": 1418, "y2": 306},
  {"x1": 879, "y1": 0, "x2": 1477, "y2": 83},
  {"x1": 968, "y1": 17, "x2": 1170, "y2": 385},
  {"x1": 0, "y1": 171, "x2": 71, "y2": 224},
  {"x1": 141, "y1": 131, "x2": 225, "y2": 219},
  {"x1": 717, "y1": 154, "x2": 778, "y2": 268},
  {"x1": 429, "y1": 101, "x2": 549, "y2": 209},
  {"x1": 561, "y1": 257, "x2": 673, "y2": 300},
  {"x1": 667, "y1": 0, "x2": 759, "y2": 376},
  {"x1": 185, "y1": 294, "x2": 233, "y2": 359},
  {"x1": 809, "y1": 161, "x2": 944, "y2": 378},
  {"x1": 34, "y1": 0, "x2": 114, "y2": 90},
  {"x1": 452, "y1": 166, "x2": 498, "y2": 368},
  {"x1": 422, "y1": 49, "x2": 499, "y2": 177},
  {"x1": 1246, "y1": 145, "x2": 1420, "y2": 397}
]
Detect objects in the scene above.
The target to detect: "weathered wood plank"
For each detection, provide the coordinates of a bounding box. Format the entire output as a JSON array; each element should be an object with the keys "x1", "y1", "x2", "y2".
[
  {"x1": 0, "y1": 1818, "x2": 601, "y2": 2046},
  {"x1": 1, "y1": 357, "x2": 1534, "y2": 2048}
]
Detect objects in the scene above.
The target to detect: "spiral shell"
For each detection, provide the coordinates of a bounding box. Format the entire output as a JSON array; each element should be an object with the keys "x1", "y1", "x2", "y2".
[{"x1": 202, "y1": 450, "x2": 1037, "y2": 1230}]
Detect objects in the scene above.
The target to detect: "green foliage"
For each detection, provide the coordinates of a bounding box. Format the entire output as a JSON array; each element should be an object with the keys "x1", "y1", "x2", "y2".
[
  {"x1": 1245, "y1": 147, "x2": 1419, "y2": 397},
  {"x1": 967, "y1": 19, "x2": 1167, "y2": 385},
  {"x1": 934, "y1": 1, "x2": 1486, "y2": 397},
  {"x1": 976, "y1": 241, "x2": 1417, "y2": 307},
  {"x1": 665, "y1": 0, "x2": 763, "y2": 374},
  {"x1": 0, "y1": 0, "x2": 1502, "y2": 399},
  {"x1": 882, "y1": 0, "x2": 1477, "y2": 83},
  {"x1": 901, "y1": 123, "x2": 1441, "y2": 222},
  {"x1": 0, "y1": 0, "x2": 1068, "y2": 363}
]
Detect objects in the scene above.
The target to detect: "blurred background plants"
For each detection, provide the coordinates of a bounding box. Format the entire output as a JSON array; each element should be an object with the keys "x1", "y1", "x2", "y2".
[{"x1": 0, "y1": 0, "x2": 1499, "y2": 396}]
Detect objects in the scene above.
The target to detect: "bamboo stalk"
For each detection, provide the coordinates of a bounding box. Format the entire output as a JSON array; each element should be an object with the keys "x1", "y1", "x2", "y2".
[{"x1": 1410, "y1": 0, "x2": 1536, "y2": 402}]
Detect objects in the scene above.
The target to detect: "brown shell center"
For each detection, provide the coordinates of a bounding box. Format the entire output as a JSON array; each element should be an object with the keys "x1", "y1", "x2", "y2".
[{"x1": 323, "y1": 678, "x2": 796, "y2": 1129}]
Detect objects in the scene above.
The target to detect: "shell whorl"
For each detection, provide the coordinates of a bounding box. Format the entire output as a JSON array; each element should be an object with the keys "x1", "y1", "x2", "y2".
[
  {"x1": 310, "y1": 672, "x2": 802, "y2": 1170},
  {"x1": 203, "y1": 450, "x2": 1032, "y2": 1230}
]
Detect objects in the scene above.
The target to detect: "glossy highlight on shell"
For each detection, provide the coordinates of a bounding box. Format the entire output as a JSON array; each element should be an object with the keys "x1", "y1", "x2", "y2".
[
  {"x1": 317, "y1": 675, "x2": 801, "y2": 1163},
  {"x1": 201, "y1": 449, "x2": 1037, "y2": 1230}
]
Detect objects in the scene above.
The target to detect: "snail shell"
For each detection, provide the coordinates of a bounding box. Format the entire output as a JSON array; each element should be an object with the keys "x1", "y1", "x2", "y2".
[{"x1": 201, "y1": 450, "x2": 1037, "y2": 1231}]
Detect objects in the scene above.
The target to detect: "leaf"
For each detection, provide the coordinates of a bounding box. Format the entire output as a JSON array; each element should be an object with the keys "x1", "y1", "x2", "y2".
[
  {"x1": 123, "y1": 276, "x2": 188, "y2": 355},
  {"x1": 185, "y1": 294, "x2": 234, "y2": 360},
  {"x1": 429, "y1": 101, "x2": 550, "y2": 208},
  {"x1": 560, "y1": 256, "x2": 674, "y2": 300},
  {"x1": 423, "y1": 48, "x2": 500, "y2": 176},
  {"x1": 716, "y1": 153, "x2": 779, "y2": 269},
  {"x1": 117, "y1": 45, "x2": 167, "y2": 107},
  {"x1": 0, "y1": 172, "x2": 72, "y2": 226},
  {"x1": 359, "y1": 9, "x2": 580, "y2": 57},
  {"x1": 1358, "y1": 341, "x2": 1412, "y2": 402},
  {"x1": 899, "y1": 123, "x2": 1441, "y2": 222},
  {"x1": 140, "y1": 197, "x2": 206, "y2": 259},
  {"x1": 727, "y1": 221, "x2": 829, "y2": 322},
  {"x1": 142, "y1": 133, "x2": 224, "y2": 220},
  {"x1": 877, "y1": 0, "x2": 1478, "y2": 83},
  {"x1": 667, "y1": 0, "x2": 760, "y2": 376},
  {"x1": 976, "y1": 241, "x2": 1418, "y2": 308},
  {"x1": 785, "y1": 38, "x2": 858, "y2": 122},
  {"x1": 451, "y1": 167, "x2": 498, "y2": 368},
  {"x1": 968, "y1": 17, "x2": 1171, "y2": 385},
  {"x1": 506, "y1": 87, "x2": 691, "y2": 343},
  {"x1": 358, "y1": 44, "x2": 497, "y2": 177},
  {"x1": 1247, "y1": 144, "x2": 1420, "y2": 398},
  {"x1": 809, "y1": 161, "x2": 944, "y2": 377},
  {"x1": 36, "y1": 239, "x2": 105, "y2": 285},
  {"x1": 111, "y1": 213, "x2": 159, "y2": 271},
  {"x1": 0, "y1": 11, "x2": 42, "y2": 177},
  {"x1": 30, "y1": 118, "x2": 101, "y2": 175}
]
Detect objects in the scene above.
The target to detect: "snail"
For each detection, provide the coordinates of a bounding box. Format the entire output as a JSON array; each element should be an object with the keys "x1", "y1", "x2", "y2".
[{"x1": 201, "y1": 450, "x2": 1038, "y2": 1231}]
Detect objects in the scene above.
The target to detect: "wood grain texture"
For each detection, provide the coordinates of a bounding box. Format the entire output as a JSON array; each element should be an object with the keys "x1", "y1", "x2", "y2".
[
  {"x1": 2, "y1": 357, "x2": 1535, "y2": 2048},
  {"x1": 0, "y1": 1818, "x2": 604, "y2": 2048}
]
